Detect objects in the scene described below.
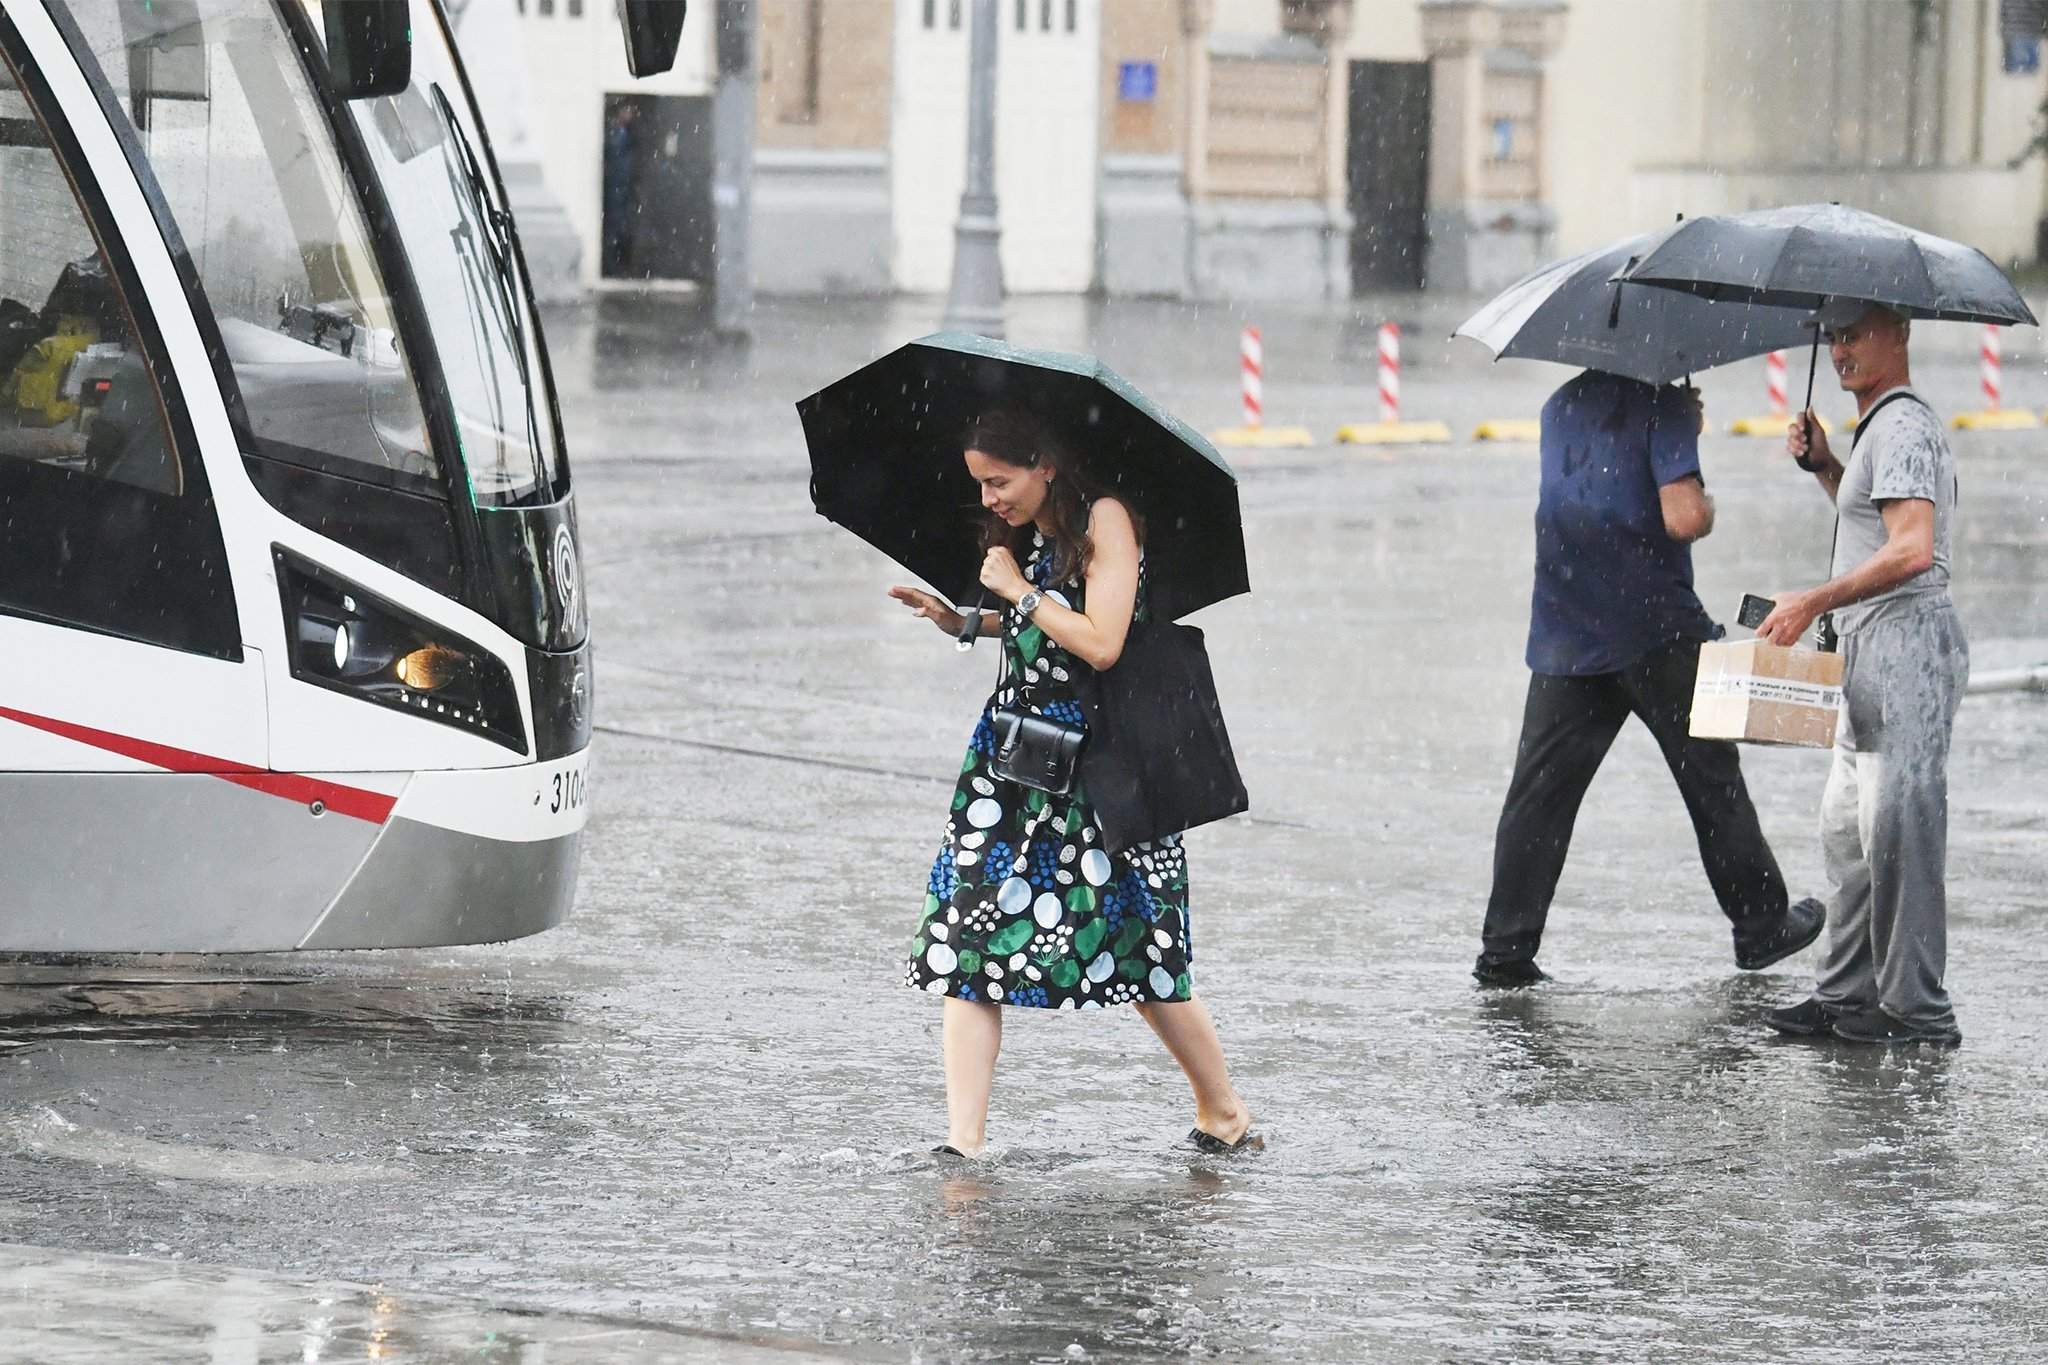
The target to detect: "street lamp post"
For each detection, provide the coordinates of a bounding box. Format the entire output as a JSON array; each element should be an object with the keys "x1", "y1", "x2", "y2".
[
  {"x1": 713, "y1": 0, "x2": 757, "y2": 337},
  {"x1": 942, "y1": 0, "x2": 1004, "y2": 337}
]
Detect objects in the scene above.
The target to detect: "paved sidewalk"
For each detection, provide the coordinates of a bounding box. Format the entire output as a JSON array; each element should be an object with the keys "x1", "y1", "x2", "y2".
[{"x1": 0, "y1": 1243, "x2": 865, "y2": 1364}]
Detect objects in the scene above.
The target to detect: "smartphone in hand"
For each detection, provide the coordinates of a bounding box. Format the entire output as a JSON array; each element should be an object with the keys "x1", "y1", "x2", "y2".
[{"x1": 1737, "y1": 594, "x2": 1775, "y2": 631}]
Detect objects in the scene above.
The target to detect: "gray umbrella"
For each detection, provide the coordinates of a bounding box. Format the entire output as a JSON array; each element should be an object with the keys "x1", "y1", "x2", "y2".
[
  {"x1": 1617, "y1": 203, "x2": 2038, "y2": 326},
  {"x1": 1455, "y1": 233, "x2": 1819, "y2": 385}
]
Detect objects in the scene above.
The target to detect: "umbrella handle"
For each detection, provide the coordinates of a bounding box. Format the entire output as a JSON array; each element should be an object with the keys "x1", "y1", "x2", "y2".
[
  {"x1": 955, "y1": 589, "x2": 992, "y2": 651},
  {"x1": 1794, "y1": 332, "x2": 1823, "y2": 472}
]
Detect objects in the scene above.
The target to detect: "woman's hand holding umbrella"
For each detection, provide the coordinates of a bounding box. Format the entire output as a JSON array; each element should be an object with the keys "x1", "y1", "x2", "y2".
[{"x1": 978, "y1": 547, "x2": 1029, "y2": 603}]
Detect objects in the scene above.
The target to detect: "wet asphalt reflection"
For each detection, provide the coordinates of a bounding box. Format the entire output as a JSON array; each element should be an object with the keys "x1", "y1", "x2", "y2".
[{"x1": 3, "y1": 297, "x2": 2047, "y2": 1361}]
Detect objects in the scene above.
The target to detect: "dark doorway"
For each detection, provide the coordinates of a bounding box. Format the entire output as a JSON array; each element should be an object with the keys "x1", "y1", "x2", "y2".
[
  {"x1": 1347, "y1": 60, "x2": 1432, "y2": 292},
  {"x1": 601, "y1": 93, "x2": 715, "y2": 282}
]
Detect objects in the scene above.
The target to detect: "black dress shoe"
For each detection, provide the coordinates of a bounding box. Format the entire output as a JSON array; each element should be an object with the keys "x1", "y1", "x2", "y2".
[
  {"x1": 1735, "y1": 897, "x2": 1826, "y2": 971},
  {"x1": 1832, "y1": 1008, "x2": 1962, "y2": 1047},
  {"x1": 1473, "y1": 958, "x2": 1551, "y2": 989},
  {"x1": 1188, "y1": 1127, "x2": 1264, "y2": 1155},
  {"x1": 1764, "y1": 996, "x2": 1851, "y2": 1037}
]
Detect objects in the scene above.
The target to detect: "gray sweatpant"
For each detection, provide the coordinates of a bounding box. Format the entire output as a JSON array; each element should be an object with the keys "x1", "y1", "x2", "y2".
[{"x1": 1813, "y1": 604, "x2": 1969, "y2": 1026}]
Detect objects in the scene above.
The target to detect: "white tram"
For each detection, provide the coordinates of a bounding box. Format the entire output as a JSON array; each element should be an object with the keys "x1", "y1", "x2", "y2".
[{"x1": 0, "y1": 0, "x2": 684, "y2": 949}]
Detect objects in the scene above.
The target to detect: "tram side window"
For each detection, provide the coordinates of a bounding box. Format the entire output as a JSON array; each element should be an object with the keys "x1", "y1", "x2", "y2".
[
  {"x1": 49, "y1": 0, "x2": 462, "y2": 598},
  {"x1": 0, "y1": 58, "x2": 237, "y2": 659}
]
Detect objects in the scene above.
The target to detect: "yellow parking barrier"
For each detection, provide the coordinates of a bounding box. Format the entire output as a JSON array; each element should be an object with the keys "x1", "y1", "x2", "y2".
[
  {"x1": 1472, "y1": 419, "x2": 1541, "y2": 442},
  {"x1": 1334, "y1": 420, "x2": 1452, "y2": 446},
  {"x1": 1950, "y1": 408, "x2": 2040, "y2": 431},
  {"x1": 1210, "y1": 424, "x2": 1316, "y2": 448}
]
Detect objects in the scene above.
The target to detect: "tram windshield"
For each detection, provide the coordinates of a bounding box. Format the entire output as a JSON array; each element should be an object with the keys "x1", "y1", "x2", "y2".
[
  {"x1": 303, "y1": 0, "x2": 563, "y2": 507},
  {"x1": 47, "y1": 0, "x2": 561, "y2": 511}
]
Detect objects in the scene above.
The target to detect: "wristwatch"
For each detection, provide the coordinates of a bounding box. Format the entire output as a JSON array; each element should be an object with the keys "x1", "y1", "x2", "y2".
[{"x1": 1016, "y1": 589, "x2": 1043, "y2": 618}]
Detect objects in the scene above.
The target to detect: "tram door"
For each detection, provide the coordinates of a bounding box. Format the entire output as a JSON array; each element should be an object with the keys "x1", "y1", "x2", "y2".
[{"x1": 0, "y1": 34, "x2": 271, "y2": 944}]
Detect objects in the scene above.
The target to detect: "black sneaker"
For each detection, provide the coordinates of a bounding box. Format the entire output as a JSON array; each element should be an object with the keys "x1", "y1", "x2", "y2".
[
  {"x1": 1831, "y1": 1008, "x2": 1962, "y2": 1048},
  {"x1": 1735, "y1": 897, "x2": 1826, "y2": 971},
  {"x1": 1764, "y1": 996, "x2": 1850, "y2": 1037},
  {"x1": 1473, "y1": 958, "x2": 1550, "y2": 989}
]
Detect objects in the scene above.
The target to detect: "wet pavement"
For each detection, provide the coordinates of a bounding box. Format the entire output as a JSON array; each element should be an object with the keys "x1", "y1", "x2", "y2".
[{"x1": 4, "y1": 294, "x2": 2048, "y2": 1361}]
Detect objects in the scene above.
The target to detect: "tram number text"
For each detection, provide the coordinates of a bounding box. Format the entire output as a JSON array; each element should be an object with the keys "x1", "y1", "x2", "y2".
[{"x1": 548, "y1": 767, "x2": 586, "y2": 815}]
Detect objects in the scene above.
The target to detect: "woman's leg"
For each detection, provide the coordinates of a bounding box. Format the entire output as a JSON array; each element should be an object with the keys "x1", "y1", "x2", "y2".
[
  {"x1": 1134, "y1": 995, "x2": 1252, "y2": 1142},
  {"x1": 941, "y1": 997, "x2": 1003, "y2": 1155}
]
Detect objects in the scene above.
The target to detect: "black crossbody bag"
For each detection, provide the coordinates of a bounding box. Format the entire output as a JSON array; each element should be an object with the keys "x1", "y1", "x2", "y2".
[{"x1": 988, "y1": 622, "x2": 1086, "y2": 796}]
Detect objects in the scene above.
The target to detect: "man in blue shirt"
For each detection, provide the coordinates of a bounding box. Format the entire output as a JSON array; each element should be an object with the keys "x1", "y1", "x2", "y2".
[{"x1": 1474, "y1": 371, "x2": 1824, "y2": 987}]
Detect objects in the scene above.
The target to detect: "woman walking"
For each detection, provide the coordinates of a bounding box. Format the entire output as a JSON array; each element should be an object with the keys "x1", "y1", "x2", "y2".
[{"x1": 888, "y1": 408, "x2": 1256, "y2": 1159}]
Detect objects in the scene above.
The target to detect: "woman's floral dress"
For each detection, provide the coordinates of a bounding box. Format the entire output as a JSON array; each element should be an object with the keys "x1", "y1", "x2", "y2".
[{"x1": 905, "y1": 533, "x2": 1193, "y2": 1009}]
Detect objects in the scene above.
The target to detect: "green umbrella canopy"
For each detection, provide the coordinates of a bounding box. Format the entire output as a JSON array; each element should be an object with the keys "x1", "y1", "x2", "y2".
[{"x1": 798, "y1": 332, "x2": 1248, "y2": 622}]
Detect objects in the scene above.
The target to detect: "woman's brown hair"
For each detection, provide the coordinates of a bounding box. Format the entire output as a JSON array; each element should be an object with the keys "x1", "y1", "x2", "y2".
[{"x1": 965, "y1": 407, "x2": 1123, "y2": 588}]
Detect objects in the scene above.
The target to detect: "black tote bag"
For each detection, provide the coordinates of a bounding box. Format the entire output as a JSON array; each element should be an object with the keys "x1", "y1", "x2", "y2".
[{"x1": 1077, "y1": 619, "x2": 1249, "y2": 855}]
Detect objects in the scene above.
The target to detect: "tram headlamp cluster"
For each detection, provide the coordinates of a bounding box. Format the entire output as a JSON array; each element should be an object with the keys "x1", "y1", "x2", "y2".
[{"x1": 275, "y1": 549, "x2": 528, "y2": 754}]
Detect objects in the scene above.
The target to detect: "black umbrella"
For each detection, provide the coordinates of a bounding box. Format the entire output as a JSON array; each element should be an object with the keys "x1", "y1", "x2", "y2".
[
  {"x1": 1618, "y1": 203, "x2": 2038, "y2": 325},
  {"x1": 797, "y1": 332, "x2": 1247, "y2": 625},
  {"x1": 1454, "y1": 232, "x2": 1818, "y2": 385},
  {"x1": 1621, "y1": 202, "x2": 2039, "y2": 419}
]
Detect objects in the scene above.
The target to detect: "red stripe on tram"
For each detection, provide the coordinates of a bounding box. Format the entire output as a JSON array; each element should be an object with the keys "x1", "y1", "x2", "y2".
[{"x1": 0, "y1": 705, "x2": 396, "y2": 825}]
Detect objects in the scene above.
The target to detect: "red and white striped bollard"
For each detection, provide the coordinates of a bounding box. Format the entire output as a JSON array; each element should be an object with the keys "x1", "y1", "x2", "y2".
[
  {"x1": 1378, "y1": 323, "x2": 1400, "y2": 425},
  {"x1": 1240, "y1": 326, "x2": 1263, "y2": 430},
  {"x1": 1765, "y1": 349, "x2": 1787, "y2": 419},
  {"x1": 1981, "y1": 324, "x2": 2002, "y2": 411}
]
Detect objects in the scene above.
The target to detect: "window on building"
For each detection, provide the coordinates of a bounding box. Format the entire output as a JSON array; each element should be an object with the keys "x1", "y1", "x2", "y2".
[
  {"x1": 1015, "y1": 0, "x2": 1026, "y2": 31},
  {"x1": 949, "y1": 0, "x2": 961, "y2": 30},
  {"x1": 922, "y1": 0, "x2": 935, "y2": 29},
  {"x1": 1066, "y1": 0, "x2": 1077, "y2": 32},
  {"x1": 0, "y1": 46, "x2": 238, "y2": 658}
]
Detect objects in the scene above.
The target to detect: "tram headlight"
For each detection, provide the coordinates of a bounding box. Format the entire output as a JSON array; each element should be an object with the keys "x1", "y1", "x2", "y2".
[
  {"x1": 394, "y1": 643, "x2": 468, "y2": 692},
  {"x1": 275, "y1": 548, "x2": 528, "y2": 754}
]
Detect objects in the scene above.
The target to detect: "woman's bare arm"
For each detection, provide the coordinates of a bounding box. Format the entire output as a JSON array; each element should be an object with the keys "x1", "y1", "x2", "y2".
[{"x1": 1011, "y1": 499, "x2": 1139, "y2": 671}]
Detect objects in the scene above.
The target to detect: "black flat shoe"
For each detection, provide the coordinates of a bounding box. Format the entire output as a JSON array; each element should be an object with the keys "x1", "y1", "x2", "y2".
[
  {"x1": 1736, "y1": 897, "x2": 1826, "y2": 971},
  {"x1": 1764, "y1": 996, "x2": 1850, "y2": 1038},
  {"x1": 932, "y1": 1143, "x2": 970, "y2": 1158},
  {"x1": 1831, "y1": 1008, "x2": 1962, "y2": 1048},
  {"x1": 1188, "y1": 1127, "x2": 1264, "y2": 1155},
  {"x1": 1473, "y1": 958, "x2": 1550, "y2": 989}
]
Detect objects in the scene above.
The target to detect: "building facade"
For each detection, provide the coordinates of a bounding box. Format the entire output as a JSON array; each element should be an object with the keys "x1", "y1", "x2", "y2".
[{"x1": 497, "y1": 0, "x2": 2048, "y2": 300}]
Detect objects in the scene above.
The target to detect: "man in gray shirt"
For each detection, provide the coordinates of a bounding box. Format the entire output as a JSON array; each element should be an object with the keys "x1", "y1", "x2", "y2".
[{"x1": 1755, "y1": 300, "x2": 1968, "y2": 1045}]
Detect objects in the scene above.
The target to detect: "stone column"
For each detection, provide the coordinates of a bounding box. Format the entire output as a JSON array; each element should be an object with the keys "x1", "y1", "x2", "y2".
[
  {"x1": 1281, "y1": 0, "x2": 1356, "y2": 299},
  {"x1": 1419, "y1": 0, "x2": 1566, "y2": 293},
  {"x1": 443, "y1": 0, "x2": 584, "y2": 305}
]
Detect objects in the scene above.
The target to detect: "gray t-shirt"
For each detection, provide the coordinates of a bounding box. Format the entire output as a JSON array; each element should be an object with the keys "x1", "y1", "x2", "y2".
[{"x1": 1830, "y1": 386, "x2": 1955, "y2": 636}]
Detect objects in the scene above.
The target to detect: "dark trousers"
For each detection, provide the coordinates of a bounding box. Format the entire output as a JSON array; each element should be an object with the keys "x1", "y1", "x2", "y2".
[{"x1": 1479, "y1": 638, "x2": 1789, "y2": 966}]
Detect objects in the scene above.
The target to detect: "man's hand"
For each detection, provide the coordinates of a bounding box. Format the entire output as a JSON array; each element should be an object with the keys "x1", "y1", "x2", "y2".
[
  {"x1": 1787, "y1": 411, "x2": 1836, "y2": 474},
  {"x1": 1755, "y1": 588, "x2": 1821, "y2": 647},
  {"x1": 1679, "y1": 385, "x2": 1705, "y2": 435}
]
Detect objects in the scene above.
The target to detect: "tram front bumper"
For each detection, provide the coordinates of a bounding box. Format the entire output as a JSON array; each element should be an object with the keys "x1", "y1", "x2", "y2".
[{"x1": 301, "y1": 747, "x2": 590, "y2": 949}]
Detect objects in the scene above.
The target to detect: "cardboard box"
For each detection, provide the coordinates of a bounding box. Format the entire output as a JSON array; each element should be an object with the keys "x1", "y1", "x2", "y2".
[{"x1": 1689, "y1": 640, "x2": 1844, "y2": 748}]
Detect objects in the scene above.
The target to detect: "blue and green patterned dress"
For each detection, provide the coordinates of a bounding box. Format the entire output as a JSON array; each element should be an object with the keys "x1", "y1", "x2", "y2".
[{"x1": 905, "y1": 533, "x2": 1193, "y2": 1009}]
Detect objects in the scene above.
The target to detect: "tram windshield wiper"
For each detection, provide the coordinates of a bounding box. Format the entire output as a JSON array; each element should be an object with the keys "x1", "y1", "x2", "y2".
[{"x1": 429, "y1": 82, "x2": 548, "y2": 504}]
